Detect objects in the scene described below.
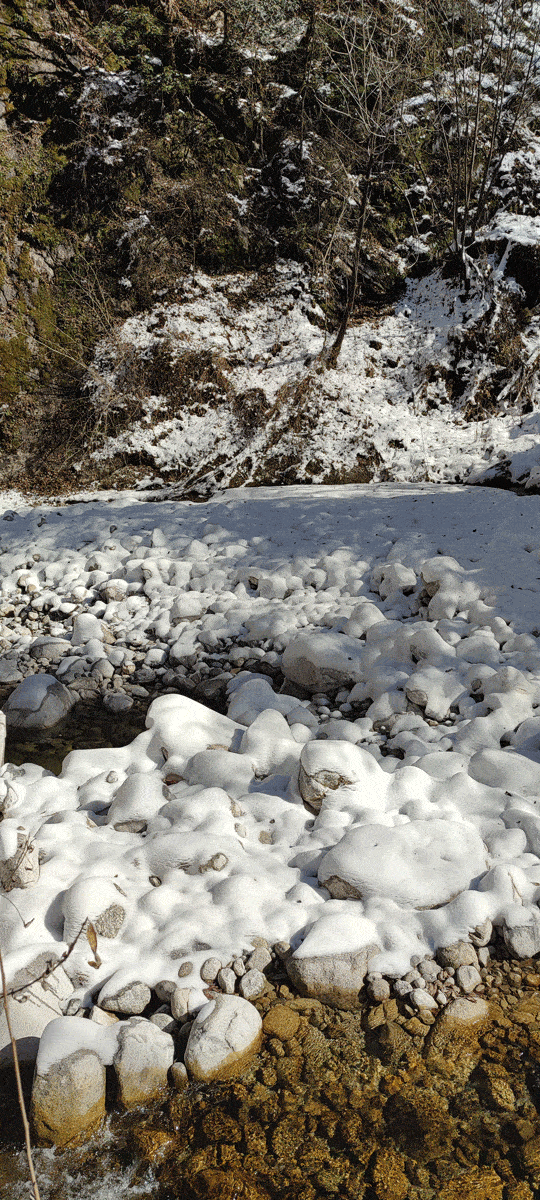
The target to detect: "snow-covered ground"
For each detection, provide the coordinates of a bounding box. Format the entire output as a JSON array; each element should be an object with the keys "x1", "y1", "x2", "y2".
[
  {"x1": 2, "y1": 482, "x2": 540, "y2": 1013},
  {"x1": 84, "y1": 250, "x2": 540, "y2": 493}
]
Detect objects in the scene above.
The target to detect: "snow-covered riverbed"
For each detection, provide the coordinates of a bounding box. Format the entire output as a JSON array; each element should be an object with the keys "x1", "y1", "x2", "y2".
[{"x1": 2, "y1": 482, "x2": 540, "y2": 1020}]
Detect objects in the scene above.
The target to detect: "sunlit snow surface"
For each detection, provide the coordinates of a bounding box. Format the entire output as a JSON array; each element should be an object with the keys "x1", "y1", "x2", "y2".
[
  {"x1": 2, "y1": 484, "x2": 540, "y2": 1001},
  {"x1": 85, "y1": 257, "x2": 540, "y2": 490}
]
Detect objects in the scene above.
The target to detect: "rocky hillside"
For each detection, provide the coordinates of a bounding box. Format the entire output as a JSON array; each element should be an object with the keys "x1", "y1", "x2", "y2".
[{"x1": 1, "y1": 0, "x2": 540, "y2": 495}]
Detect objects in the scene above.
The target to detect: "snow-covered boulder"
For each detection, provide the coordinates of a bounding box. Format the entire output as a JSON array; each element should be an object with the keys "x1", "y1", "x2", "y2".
[
  {"x1": 184, "y1": 994, "x2": 262, "y2": 1082},
  {"x1": 113, "y1": 1016, "x2": 174, "y2": 1108},
  {"x1": 282, "y1": 631, "x2": 363, "y2": 692},
  {"x1": 319, "y1": 820, "x2": 488, "y2": 908},
  {"x1": 0, "y1": 955, "x2": 73, "y2": 1070},
  {"x1": 298, "y1": 739, "x2": 386, "y2": 812},
  {"x1": 30, "y1": 1018, "x2": 117, "y2": 1146},
  {"x1": 3, "y1": 674, "x2": 75, "y2": 730},
  {"x1": 0, "y1": 821, "x2": 40, "y2": 891}
]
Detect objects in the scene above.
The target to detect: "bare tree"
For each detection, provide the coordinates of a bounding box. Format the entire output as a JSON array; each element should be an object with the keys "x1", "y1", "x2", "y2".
[
  {"x1": 410, "y1": 0, "x2": 540, "y2": 287},
  {"x1": 309, "y1": 0, "x2": 419, "y2": 364}
]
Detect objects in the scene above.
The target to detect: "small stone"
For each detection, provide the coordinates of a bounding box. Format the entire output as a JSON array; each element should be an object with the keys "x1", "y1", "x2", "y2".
[
  {"x1": 411, "y1": 988, "x2": 438, "y2": 1011},
  {"x1": 93, "y1": 903, "x2": 126, "y2": 939},
  {"x1": 154, "y1": 980, "x2": 176, "y2": 1002},
  {"x1": 232, "y1": 958, "x2": 246, "y2": 977},
  {"x1": 418, "y1": 959, "x2": 440, "y2": 984},
  {"x1": 200, "y1": 957, "x2": 222, "y2": 984},
  {"x1": 217, "y1": 967, "x2": 236, "y2": 994},
  {"x1": 150, "y1": 1011, "x2": 178, "y2": 1035},
  {"x1": 89, "y1": 1007, "x2": 119, "y2": 1027},
  {"x1": 177, "y1": 961, "x2": 193, "y2": 978},
  {"x1": 103, "y1": 693, "x2": 134, "y2": 714},
  {"x1": 367, "y1": 978, "x2": 391, "y2": 1002},
  {"x1": 171, "y1": 987, "x2": 192, "y2": 1022},
  {"x1": 456, "y1": 964, "x2": 482, "y2": 994},
  {"x1": 239, "y1": 968, "x2": 266, "y2": 1000},
  {"x1": 170, "y1": 1061, "x2": 189, "y2": 1091},
  {"x1": 393, "y1": 979, "x2": 413, "y2": 998},
  {"x1": 247, "y1": 946, "x2": 272, "y2": 973},
  {"x1": 100, "y1": 981, "x2": 151, "y2": 1015},
  {"x1": 437, "y1": 941, "x2": 479, "y2": 970}
]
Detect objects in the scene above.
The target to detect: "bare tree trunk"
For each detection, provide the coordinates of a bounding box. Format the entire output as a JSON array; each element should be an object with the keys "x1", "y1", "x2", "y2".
[{"x1": 326, "y1": 158, "x2": 373, "y2": 367}]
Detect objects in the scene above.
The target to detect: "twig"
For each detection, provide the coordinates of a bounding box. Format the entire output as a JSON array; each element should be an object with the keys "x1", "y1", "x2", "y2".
[{"x1": 0, "y1": 947, "x2": 41, "y2": 1200}]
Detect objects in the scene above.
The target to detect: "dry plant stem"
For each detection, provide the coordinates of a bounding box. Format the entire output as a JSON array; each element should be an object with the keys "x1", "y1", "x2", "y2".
[{"x1": 0, "y1": 948, "x2": 41, "y2": 1200}]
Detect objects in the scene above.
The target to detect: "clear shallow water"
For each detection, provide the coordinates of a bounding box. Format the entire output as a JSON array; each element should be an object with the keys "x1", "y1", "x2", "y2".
[{"x1": 2, "y1": 712, "x2": 540, "y2": 1200}]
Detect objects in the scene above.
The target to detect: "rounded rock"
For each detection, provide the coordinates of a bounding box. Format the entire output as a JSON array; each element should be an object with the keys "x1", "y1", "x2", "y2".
[{"x1": 184, "y1": 994, "x2": 263, "y2": 1083}]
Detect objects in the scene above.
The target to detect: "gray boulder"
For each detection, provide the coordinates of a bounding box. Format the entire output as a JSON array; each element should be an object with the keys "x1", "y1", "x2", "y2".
[
  {"x1": 113, "y1": 1017, "x2": 174, "y2": 1109},
  {"x1": 31, "y1": 1048, "x2": 106, "y2": 1147},
  {"x1": 184, "y1": 994, "x2": 262, "y2": 1082},
  {"x1": 3, "y1": 673, "x2": 74, "y2": 730},
  {"x1": 284, "y1": 945, "x2": 380, "y2": 1009}
]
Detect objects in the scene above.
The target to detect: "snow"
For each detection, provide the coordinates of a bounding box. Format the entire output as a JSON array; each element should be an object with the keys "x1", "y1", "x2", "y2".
[
  {"x1": 83, "y1": 255, "x2": 540, "y2": 492},
  {"x1": 36, "y1": 1017, "x2": 120, "y2": 1075},
  {"x1": 2, "y1": 482, "x2": 540, "y2": 997}
]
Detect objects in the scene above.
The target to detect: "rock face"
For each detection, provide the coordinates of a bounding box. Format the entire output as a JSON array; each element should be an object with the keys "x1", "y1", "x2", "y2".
[
  {"x1": 31, "y1": 1048, "x2": 106, "y2": 1147},
  {"x1": 0, "y1": 956, "x2": 73, "y2": 1070},
  {"x1": 284, "y1": 946, "x2": 380, "y2": 1009},
  {"x1": 319, "y1": 820, "x2": 487, "y2": 909},
  {"x1": 184, "y1": 994, "x2": 263, "y2": 1082},
  {"x1": 282, "y1": 631, "x2": 362, "y2": 693},
  {"x1": 113, "y1": 1017, "x2": 174, "y2": 1109},
  {"x1": 3, "y1": 673, "x2": 74, "y2": 730}
]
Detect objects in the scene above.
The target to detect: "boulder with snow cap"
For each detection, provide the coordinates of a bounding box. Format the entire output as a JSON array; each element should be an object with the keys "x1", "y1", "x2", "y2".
[
  {"x1": 3, "y1": 674, "x2": 75, "y2": 731},
  {"x1": 0, "y1": 820, "x2": 40, "y2": 891},
  {"x1": 62, "y1": 876, "x2": 127, "y2": 944},
  {"x1": 32, "y1": 1047, "x2": 106, "y2": 1146},
  {"x1": 145, "y1": 693, "x2": 240, "y2": 759},
  {"x1": 468, "y1": 748, "x2": 540, "y2": 797},
  {"x1": 0, "y1": 954, "x2": 73, "y2": 1070},
  {"x1": 113, "y1": 1016, "x2": 174, "y2": 1108},
  {"x1": 284, "y1": 944, "x2": 380, "y2": 1009},
  {"x1": 319, "y1": 819, "x2": 488, "y2": 909},
  {"x1": 282, "y1": 630, "x2": 363, "y2": 693},
  {"x1": 371, "y1": 561, "x2": 417, "y2": 600},
  {"x1": 299, "y1": 739, "x2": 387, "y2": 812},
  {"x1": 240, "y1": 708, "x2": 302, "y2": 777},
  {"x1": 184, "y1": 994, "x2": 262, "y2": 1082},
  {"x1": 30, "y1": 1017, "x2": 121, "y2": 1146}
]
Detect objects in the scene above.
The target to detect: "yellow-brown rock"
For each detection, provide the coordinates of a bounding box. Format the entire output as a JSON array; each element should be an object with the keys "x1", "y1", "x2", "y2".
[
  {"x1": 31, "y1": 1049, "x2": 105, "y2": 1147},
  {"x1": 262, "y1": 1005, "x2": 300, "y2": 1040},
  {"x1": 438, "y1": 1166, "x2": 504, "y2": 1200},
  {"x1": 370, "y1": 1148, "x2": 409, "y2": 1200}
]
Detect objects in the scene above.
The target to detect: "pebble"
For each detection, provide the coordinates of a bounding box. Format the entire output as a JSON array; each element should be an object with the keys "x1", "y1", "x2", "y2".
[
  {"x1": 200, "y1": 957, "x2": 222, "y2": 983},
  {"x1": 456, "y1": 964, "x2": 482, "y2": 994},
  {"x1": 239, "y1": 968, "x2": 266, "y2": 1000},
  {"x1": 217, "y1": 967, "x2": 237, "y2": 994}
]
